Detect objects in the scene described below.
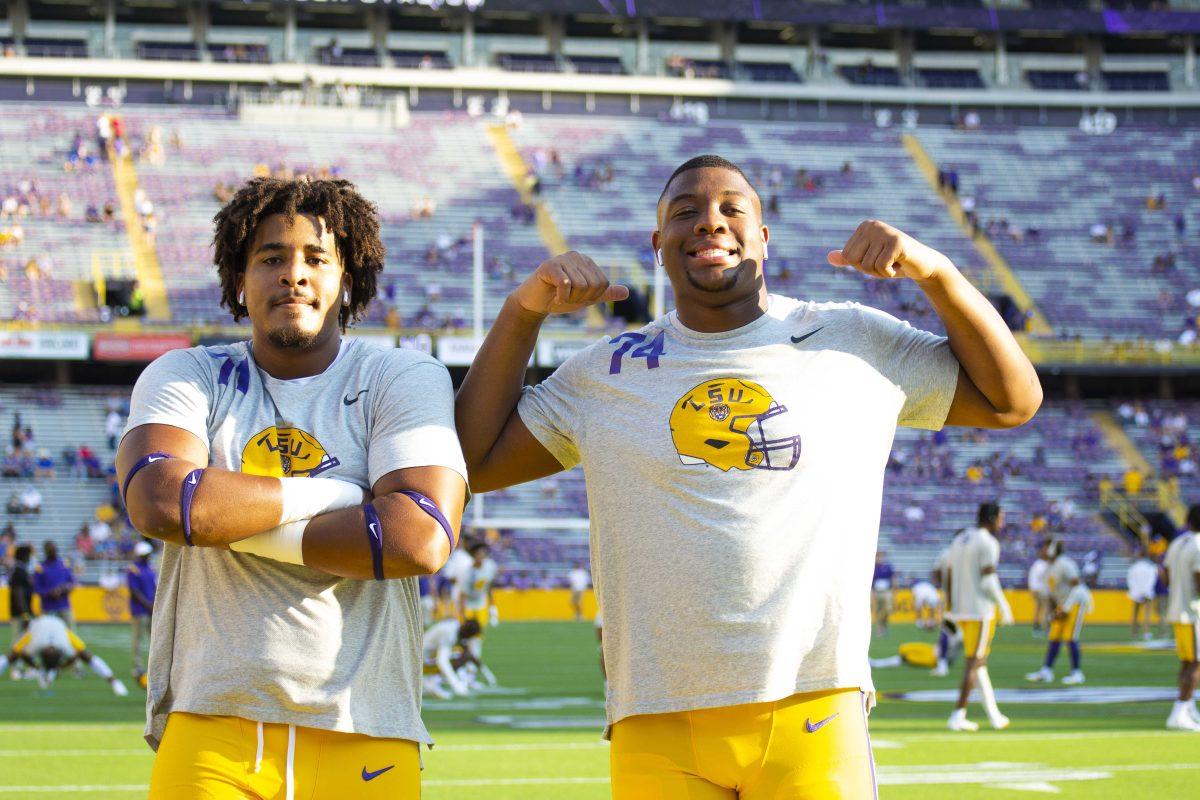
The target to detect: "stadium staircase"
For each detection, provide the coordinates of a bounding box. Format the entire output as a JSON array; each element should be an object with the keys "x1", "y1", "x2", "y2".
[
  {"x1": 1092, "y1": 409, "x2": 1186, "y2": 529},
  {"x1": 484, "y1": 123, "x2": 607, "y2": 329},
  {"x1": 901, "y1": 133, "x2": 1052, "y2": 335},
  {"x1": 109, "y1": 148, "x2": 169, "y2": 321},
  {"x1": 914, "y1": 125, "x2": 1200, "y2": 340}
]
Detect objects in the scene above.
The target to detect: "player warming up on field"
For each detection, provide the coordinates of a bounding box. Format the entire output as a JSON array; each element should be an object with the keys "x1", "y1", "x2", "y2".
[
  {"x1": 0, "y1": 614, "x2": 128, "y2": 696},
  {"x1": 455, "y1": 154, "x2": 1042, "y2": 798},
  {"x1": 1026, "y1": 540, "x2": 1092, "y2": 686},
  {"x1": 1163, "y1": 504, "x2": 1200, "y2": 731},
  {"x1": 117, "y1": 178, "x2": 468, "y2": 799},
  {"x1": 946, "y1": 502, "x2": 1014, "y2": 731}
]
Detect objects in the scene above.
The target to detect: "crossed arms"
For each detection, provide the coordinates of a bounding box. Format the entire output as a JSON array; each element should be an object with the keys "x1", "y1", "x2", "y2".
[{"x1": 117, "y1": 423, "x2": 466, "y2": 580}]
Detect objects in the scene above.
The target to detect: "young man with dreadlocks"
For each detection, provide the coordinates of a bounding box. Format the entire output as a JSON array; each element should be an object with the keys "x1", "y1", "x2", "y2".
[
  {"x1": 456, "y1": 155, "x2": 1042, "y2": 797},
  {"x1": 117, "y1": 177, "x2": 467, "y2": 798}
]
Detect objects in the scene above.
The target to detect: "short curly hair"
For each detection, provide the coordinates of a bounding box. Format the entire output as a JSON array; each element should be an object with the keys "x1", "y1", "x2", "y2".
[{"x1": 212, "y1": 177, "x2": 385, "y2": 329}]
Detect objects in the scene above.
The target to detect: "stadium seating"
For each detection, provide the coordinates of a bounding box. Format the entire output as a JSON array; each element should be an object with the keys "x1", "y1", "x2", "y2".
[
  {"x1": 916, "y1": 124, "x2": 1200, "y2": 340},
  {"x1": 6, "y1": 101, "x2": 1197, "y2": 345},
  {"x1": 120, "y1": 106, "x2": 560, "y2": 329},
  {"x1": 567, "y1": 55, "x2": 626, "y2": 75},
  {"x1": 0, "y1": 104, "x2": 131, "y2": 324},
  {"x1": 918, "y1": 68, "x2": 985, "y2": 89},
  {"x1": 508, "y1": 113, "x2": 991, "y2": 333},
  {"x1": 0, "y1": 386, "x2": 125, "y2": 583}
]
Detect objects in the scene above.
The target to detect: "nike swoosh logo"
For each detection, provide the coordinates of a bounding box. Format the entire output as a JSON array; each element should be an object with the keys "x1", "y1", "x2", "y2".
[
  {"x1": 790, "y1": 326, "x2": 825, "y2": 345},
  {"x1": 806, "y1": 713, "x2": 839, "y2": 733},
  {"x1": 187, "y1": 474, "x2": 198, "y2": 485},
  {"x1": 343, "y1": 389, "x2": 368, "y2": 406},
  {"x1": 361, "y1": 765, "x2": 394, "y2": 781},
  {"x1": 147, "y1": 456, "x2": 162, "y2": 462},
  {"x1": 418, "y1": 498, "x2": 434, "y2": 507},
  {"x1": 369, "y1": 523, "x2": 379, "y2": 536}
]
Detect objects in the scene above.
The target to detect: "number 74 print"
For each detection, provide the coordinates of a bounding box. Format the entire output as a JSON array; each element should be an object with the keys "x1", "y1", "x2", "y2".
[{"x1": 609, "y1": 331, "x2": 666, "y2": 375}]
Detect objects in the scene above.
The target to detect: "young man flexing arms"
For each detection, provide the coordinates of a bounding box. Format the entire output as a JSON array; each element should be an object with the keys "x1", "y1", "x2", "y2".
[
  {"x1": 118, "y1": 178, "x2": 467, "y2": 799},
  {"x1": 455, "y1": 154, "x2": 1041, "y2": 798}
]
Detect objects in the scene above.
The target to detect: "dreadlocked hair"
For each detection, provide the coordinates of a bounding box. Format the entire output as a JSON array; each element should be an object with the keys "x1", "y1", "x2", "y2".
[{"x1": 212, "y1": 177, "x2": 385, "y2": 329}]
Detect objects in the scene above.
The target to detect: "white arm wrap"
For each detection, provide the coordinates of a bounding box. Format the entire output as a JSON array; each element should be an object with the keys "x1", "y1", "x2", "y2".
[
  {"x1": 982, "y1": 572, "x2": 1012, "y2": 615},
  {"x1": 229, "y1": 520, "x2": 307, "y2": 565},
  {"x1": 278, "y1": 477, "x2": 363, "y2": 526}
]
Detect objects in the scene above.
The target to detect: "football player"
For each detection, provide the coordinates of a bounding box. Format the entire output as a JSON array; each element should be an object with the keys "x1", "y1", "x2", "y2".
[
  {"x1": 1026, "y1": 540, "x2": 1089, "y2": 685},
  {"x1": 946, "y1": 502, "x2": 1014, "y2": 731},
  {"x1": 421, "y1": 618, "x2": 482, "y2": 699},
  {"x1": 454, "y1": 154, "x2": 1041, "y2": 796},
  {"x1": 1163, "y1": 505, "x2": 1200, "y2": 731},
  {"x1": 0, "y1": 614, "x2": 127, "y2": 696},
  {"x1": 117, "y1": 178, "x2": 468, "y2": 798}
]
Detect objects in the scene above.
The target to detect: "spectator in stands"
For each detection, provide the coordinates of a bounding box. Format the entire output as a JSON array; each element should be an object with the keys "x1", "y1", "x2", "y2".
[
  {"x1": 1, "y1": 450, "x2": 21, "y2": 478},
  {"x1": 1123, "y1": 468, "x2": 1144, "y2": 496},
  {"x1": 34, "y1": 448, "x2": 54, "y2": 479},
  {"x1": 85, "y1": 202, "x2": 102, "y2": 223},
  {"x1": 105, "y1": 408, "x2": 123, "y2": 450},
  {"x1": 33, "y1": 541, "x2": 76, "y2": 627},
  {"x1": 0, "y1": 523, "x2": 15, "y2": 570},
  {"x1": 6, "y1": 485, "x2": 41, "y2": 514},
  {"x1": 88, "y1": 513, "x2": 113, "y2": 557},
  {"x1": 74, "y1": 523, "x2": 95, "y2": 561},
  {"x1": 78, "y1": 443, "x2": 103, "y2": 478}
]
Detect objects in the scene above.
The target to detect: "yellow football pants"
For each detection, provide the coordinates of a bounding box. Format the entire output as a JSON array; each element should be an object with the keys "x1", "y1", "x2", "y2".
[
  {"x1": 610, "y1": 688, "x2": 876, "y2": 799},
  {"x1": 1176, "y1": 622, "x2": 1200, "y2": 662},
  {"x1": 1049, "y1": 607, "x2": 1085, "y2": 643},
  {"x1": 149, "y1": 712, "x2": 421, "y2": 800}
]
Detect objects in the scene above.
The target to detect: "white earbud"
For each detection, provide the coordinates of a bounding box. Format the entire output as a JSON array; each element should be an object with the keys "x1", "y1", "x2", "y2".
[
  {"x1": 655, "y1": 249, "x2": 663, "y2": 266},
  {"x1": 763, "y1": 243, "x2": 769, "y2": 261},
  {"x1": 237, "y1": 290, "x2": 245, "y2": 305},
  {"x1": 343, "y1": 289, "x2": 350, "y2": 305}
]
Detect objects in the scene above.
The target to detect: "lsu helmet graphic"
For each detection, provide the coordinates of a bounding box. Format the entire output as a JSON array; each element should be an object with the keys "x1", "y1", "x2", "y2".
[
  {"x1": 241, "y1": 426, "x2": 340, "y2": 477},
  {"x1": 670, "y1": 378, "x2": 801, "y2": 472}
]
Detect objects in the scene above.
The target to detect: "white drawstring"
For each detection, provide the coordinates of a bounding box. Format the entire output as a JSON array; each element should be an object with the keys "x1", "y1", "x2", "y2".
[
  {"x1": 253, "y1": 721, "x2": 264, "y2": 773},
  {"x1": 285, "y1": 724, "x2": 296, "y2": 800}
]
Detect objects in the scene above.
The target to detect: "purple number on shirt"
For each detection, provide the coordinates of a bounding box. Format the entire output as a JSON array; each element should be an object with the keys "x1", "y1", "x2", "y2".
[
  {"x1": 608, "y1": 333, "x2": 647, "y2": 375},
  {"x1": 629, "y1": 331, "x2": 666, "y2": 370}
]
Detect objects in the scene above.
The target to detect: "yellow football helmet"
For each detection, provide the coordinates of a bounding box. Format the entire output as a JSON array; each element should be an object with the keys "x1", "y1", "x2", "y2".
[{"x1": 669, "y1": 378, "x2": 801, "y2": 472}]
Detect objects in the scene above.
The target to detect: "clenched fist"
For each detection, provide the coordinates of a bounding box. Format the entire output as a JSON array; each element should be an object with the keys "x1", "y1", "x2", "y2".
[
  {"x1": 827, "y1": 220, "x2": 953, "y2": 282},
  {"x1": 512, "y1": 251, "x2": 630, "y2": 317}
]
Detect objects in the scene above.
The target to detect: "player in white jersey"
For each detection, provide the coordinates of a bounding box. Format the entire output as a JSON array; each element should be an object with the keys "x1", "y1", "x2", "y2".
[
  {"x1": 568, "y1": 563, "x2": 591, "y2": 621},
  {"x1": 455, "y1": 155, "x2": 1042, "y2": 796},
  {"x1": 1027, "y1": 540, "x2": 1052, "y2": 635},
  {"x1": 1163, "y1": 506, "x2": 1200, "y2": 730},
  {"x1": 910, "y1": 577, "x2": 940, "y2": 630},
  {"x1": 421, "y1": 618, "x2": 482, "y2": 699},
  {"x1": 441, "y1": 539, "x2": 474, "y2": 617},
  {"x1": 0, "y1": 614, "x2": 127, "y2": 695},
  {"x1": 929, "y1": 532, "x2": 963, "y2": 677},
  {"x1": 458, "y1": 541, "x2": 499, "y2": 686},
  {"x1": 1127, "y1": 544, "x2": 1160, "y2": 639},
  {"x1": 945, "y1": 503, "x2": 1013, "y2": 731},
  {"x1": 1026, "y1": 540, "x2": 1089, "y2": 684}
]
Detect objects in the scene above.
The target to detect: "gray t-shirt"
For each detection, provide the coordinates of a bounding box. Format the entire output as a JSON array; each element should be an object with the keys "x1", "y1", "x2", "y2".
[
  {"x1": 518, "y1": 294, "x2": 958, "y2": 727},
  {"x1": 124, "y1": 338, "x2": 466, "y2": 749}
]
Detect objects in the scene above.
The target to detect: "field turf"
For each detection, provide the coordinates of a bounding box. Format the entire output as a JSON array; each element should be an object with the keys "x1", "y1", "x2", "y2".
[{"x1": 0, "y1": 621, "x2": 1196, "y2": 798}]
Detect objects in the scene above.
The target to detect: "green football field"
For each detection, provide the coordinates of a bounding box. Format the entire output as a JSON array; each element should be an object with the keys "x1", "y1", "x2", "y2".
[{"x1": 0, "y1": 621, "x2": 1196, "y2": 798}]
